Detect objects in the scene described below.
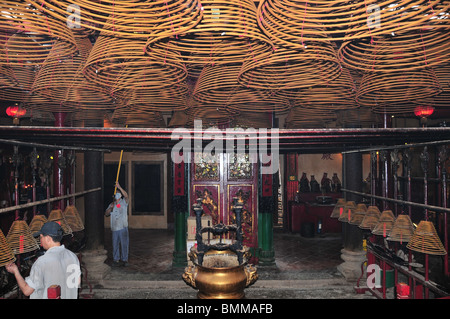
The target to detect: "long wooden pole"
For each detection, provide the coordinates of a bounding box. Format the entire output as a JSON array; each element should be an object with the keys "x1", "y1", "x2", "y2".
[
  {"x1": 0, "y1": 187, "x2": 101, "y2": 215},
  {"x1": 113, "y1": 125, "x2": 127, "y2": 195},
  {"x1": 114, "y1": 149, "x2": 124, "y2": 196}
]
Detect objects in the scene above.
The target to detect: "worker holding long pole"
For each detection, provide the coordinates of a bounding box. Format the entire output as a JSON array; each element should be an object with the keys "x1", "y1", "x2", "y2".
[{"x1": 105, "y1": 133, "x2": 130, "y2": 267}]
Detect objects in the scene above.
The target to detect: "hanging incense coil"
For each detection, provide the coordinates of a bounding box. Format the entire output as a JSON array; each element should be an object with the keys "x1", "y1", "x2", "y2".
[
  {"x1": 31, "y1": 0, "x2": 203, "y2": 39},
  {"x1": 338, "y1": 29, "x2": 450, "y2": 73},
  {"x1": 414, "y1": 63, "x2": 450, "y2": 108},
  {"x1": 349, "y1": 204, "x2": 368, "y2": 226},
  {"x1": 356, "y1": 69, "x2": 442, "y2": 108},
  {"x1": 62, "y1": 206, "x2": 84, "y2": 232},
  {"x1": 387, "y1": 214, "x2": 415, "y2": 243},
  {"x1": 28, "y1": 214, "x2": 48, "y2": 245},
  {"x1": 0, "y1": 63, "x2": 36, "y2": 102},
  {"x1": 116, "y1": 83, "x2": 189, "y2": 113},
  {"x1": 146, "y1": 0, "x2": 273, "y2": 67},
  {"x1": 0, "y1": 57, "x2": 19, "y2": 88},
  {"x1": 237, "y1": 39, "x2": 342, "y2": 91},
  {"x1": 29, "y1": 214, "x2": 48, "y2": 236},
  {"x1": 32, "y1": 38, "x2": 113, "y2": 110},
  {"x1": 48, "y1": 209, "x2": 73, "y2": 236},
  {"x1": 330, "y1": 198, "x2": 346, "y2": 218},
  {"x1": 372, "y1": 209, "x2": 396, "y2": 236},
  {"x1": 407, "y1": 220, "x2": 447, "y2": 255},
  {"x1": 359, "y1": 206, "x2": 381, "y2": 230},
  {"x1": 276, "y1": 67, "x2": 358, "y2": 111},
  {"x1": 186, "y1": 104, "x2": 238, "y2": 128},
  {"x1": 257, "y1": 0, "x2": 449, "y2": 43},
  {"x1": 0, "y1": 1, "x2": 77, "y2": 66},
  {"x1": 193, "y1": 64, "x2": 273, "y2": 108},
  {"x1": 6, "y1": 220, "x2": 39, "y2": 255},
  {"x1": 0, "y1": 229, "x2": 16, "y2": 267},
  {"x1": 31, "y1": 41, "x2": 84, "y2": 104},
  {"x1": 338, "y1": 201, "x2": 357, "y2": 223},
  {"x1": 83, "y1": 35, "x2": 187, "y2": 98}
]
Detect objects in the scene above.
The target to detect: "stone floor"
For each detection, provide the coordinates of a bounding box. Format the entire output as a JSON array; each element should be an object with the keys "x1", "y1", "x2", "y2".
[{"x1": 78, "y1": 228, "x2": 378, "y2": 299}]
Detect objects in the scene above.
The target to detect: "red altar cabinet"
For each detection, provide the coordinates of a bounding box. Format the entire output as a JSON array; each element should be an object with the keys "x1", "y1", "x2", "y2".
[{"x1": 288, "y1": 193, "x2": 342, "y2": 235}]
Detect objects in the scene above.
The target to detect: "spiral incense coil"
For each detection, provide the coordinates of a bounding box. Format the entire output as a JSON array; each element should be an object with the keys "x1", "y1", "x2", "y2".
[
  {"x1": 372, "y1": 209, "x2": 396, "y2": 236},
  {"x1": 0, "y1": 1, "x2": 77, "y2": 65},
  {"x1": 83, "y1": 35, "x2": 187, "y2": 92},
  {"x1": 257, "y1": 0, "x2": 448, "y2": 43},
  {"x1": 387, "y1": 214, "x2": 415, "y2": 243},
  {"x1": 238, "y1": 39, "x2": 342, "y2": 91},
  {"x1": 48, "y1": 209, "x2": 73, "y2": 236},
  {"x1": 414, "y1": 64, "x2": 450, "y2": 107},
  {"x1": 117, "y1": 81, "x2": 189, "y2": 112},
  {"x1": 330, "y1": 198, "x2": 346, "y2": 218},
  {"x1": 349, "y1": 208, "x2": 366, "y2": 226},
  {"x1": 0, "y1": 61, "x2": 18, "y2": 89},
  {"x1": 31, "y1": 41, "x2": 86, "y2": 103},
  {"x1": 276, "y1": 67, "x2": 358, "y2": 111},
  {"x1": 407, "y1": 220, "x2": 447, "y2": 255},
  {"x1": 31, "y1": 0, "x2": 203, "y2": 40},
  {"x1": 0, "y1": 62, "x2": 35, "y2": 100},
  {"x1": 6, "y1": 220, "x2": 39, "y2": 255},
  {"x1": 29, "y1": 214, "x2": 48, "y2": 236},
  {"x1": 356, "y1": 69, "x2": 442, "y2": 108},
  {"x1": 111, "y1": 107, "x2": 166, "y2": 128},
  {"x1": 31, "y1": 38, "x2": 101, "y2": 105},
  {"x1": 28, "y1": 214, "x2": 48, "y2": 245},
  {"x1": 193, "y1": 64, "x2": 273, "y2": 108},
  {"x1": 63, "y1": 206, "x2": 84, "y2": 232},
  {"x1": 0, "y1": 229, "x2": 16, "y2": 267},
  {"x1": 338, "y1": 30, "x2": 450, "y2": 73},
  {"x1": 338, "y1": 201, "x2": 357, "y2": 223},
  {"x1": 148, "y1": 35, "x2": 273, "y2": 71},
  {"x1": 186, "y1": 104, "x2": 238, "y2": 127},
  {"x1": 359, "y1": 206, "x2": 381, "y2": 230},
  {"x1": 146, "y1": 0, "x2": 273, "y2": 67}
]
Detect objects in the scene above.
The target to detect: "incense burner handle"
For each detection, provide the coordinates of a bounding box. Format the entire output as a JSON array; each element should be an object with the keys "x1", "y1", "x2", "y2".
[
  {"x1": 245, "y1": 264, "x2": 258, "y2": 287},
  {"x1": 182, "y1": 265, "x2": 197, "y2": 289}
]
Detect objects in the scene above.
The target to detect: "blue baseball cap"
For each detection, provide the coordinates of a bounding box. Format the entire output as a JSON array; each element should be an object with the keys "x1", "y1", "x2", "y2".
[{"x1": 37, "y1": 221, "x2": 64, "y2": 237}]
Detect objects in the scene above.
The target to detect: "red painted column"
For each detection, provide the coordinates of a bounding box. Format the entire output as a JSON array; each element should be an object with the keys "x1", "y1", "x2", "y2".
[{"x1": 53, "y1": 113, "x2": 67, "y2": 211}]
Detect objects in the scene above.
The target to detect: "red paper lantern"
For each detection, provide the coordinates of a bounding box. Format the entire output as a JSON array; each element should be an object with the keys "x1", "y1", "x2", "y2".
[
  {"x1": 6, "y1": 103, "x2": 27, "y2": 118},
  {"x1": 414, "y1": 105, "x2": 434, "y2": 118}
]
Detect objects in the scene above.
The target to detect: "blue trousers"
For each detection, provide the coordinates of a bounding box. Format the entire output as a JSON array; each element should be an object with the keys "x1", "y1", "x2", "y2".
[{"x1": 112, "y1": 227, "x2": 129, "y2": 262}]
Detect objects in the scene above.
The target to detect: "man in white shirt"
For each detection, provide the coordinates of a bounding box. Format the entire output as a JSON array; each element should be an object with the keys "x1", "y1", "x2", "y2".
[
  {"x1": 105, "y1": 182, "x2": 129, "y2": 267},
  {"x1": 6, "y1": 221, "x2": 81, "y2": 299}
]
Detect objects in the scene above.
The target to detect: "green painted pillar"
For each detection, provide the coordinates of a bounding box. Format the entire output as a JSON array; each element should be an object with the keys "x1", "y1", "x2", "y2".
[
  {"x1": 258, "y1": 167, "x2": 277, "y2": 267},
  {"x1": 173, "y1": 211, "x2": 187, "y2": 267},
  {"x1": 258, "y1": 212, "x2": 275, "y2": 266},
  {"x1": 172, "y1": 160, "x2": 189, "y2": 268}
]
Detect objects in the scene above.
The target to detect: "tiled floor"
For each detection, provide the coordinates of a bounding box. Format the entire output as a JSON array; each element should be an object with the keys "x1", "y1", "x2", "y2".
[{"x1": 103, "y1": 228, "x2": 345, "y2": 274}]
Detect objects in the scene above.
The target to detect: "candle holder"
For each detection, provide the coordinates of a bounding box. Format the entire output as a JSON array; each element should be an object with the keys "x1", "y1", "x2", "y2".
[{"x1": 193, "y1": 197, "x2": 246, "y2": 266}]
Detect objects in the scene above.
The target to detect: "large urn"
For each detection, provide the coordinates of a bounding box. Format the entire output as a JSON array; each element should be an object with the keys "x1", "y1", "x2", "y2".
[{"x1": 182, "y1": 248, "x2": 258, "y2": 299}]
